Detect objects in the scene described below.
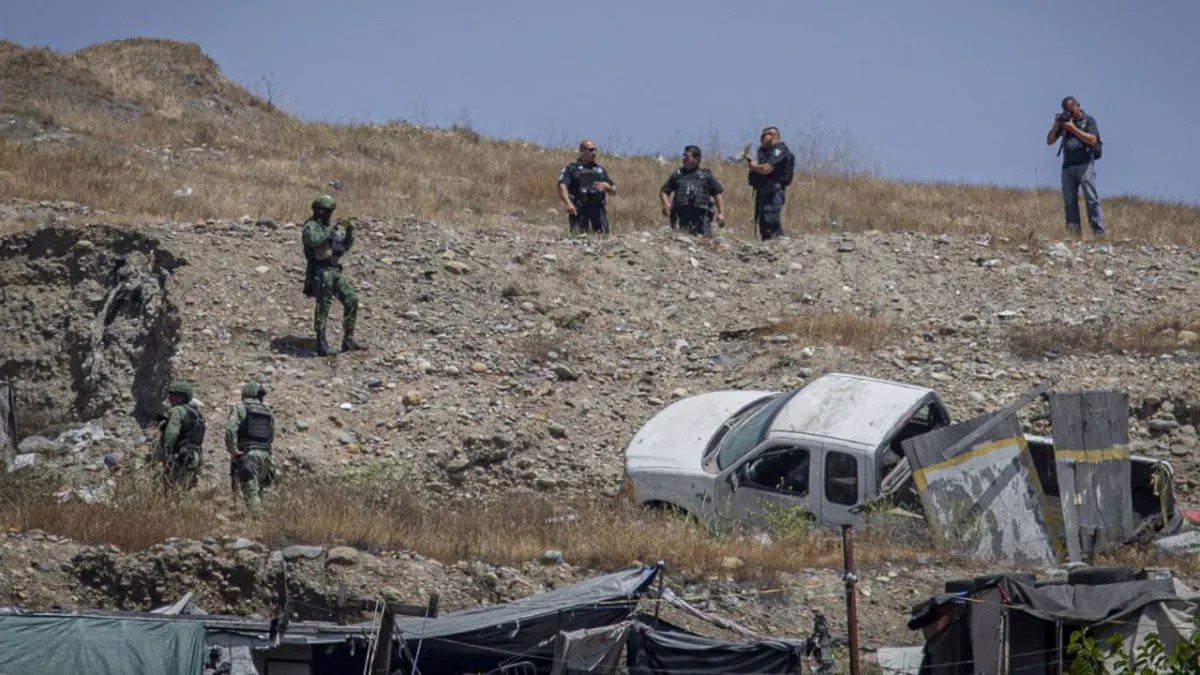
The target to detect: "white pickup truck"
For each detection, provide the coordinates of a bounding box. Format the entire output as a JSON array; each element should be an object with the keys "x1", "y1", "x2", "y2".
[{"x1": 623, "y1": 373, "x2": 1176, "y2": 537}]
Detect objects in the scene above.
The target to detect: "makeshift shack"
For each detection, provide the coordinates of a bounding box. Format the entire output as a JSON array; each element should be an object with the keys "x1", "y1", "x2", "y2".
[
  {"x1": 0, "y1": 565, "x2": 816, "y2": 675},
  {"x1": 907, "y1": 567, "x2": 1199, "y2": 674},
  {"x1": 0, "y1": 567, "x2": 661, "y2": 675}
]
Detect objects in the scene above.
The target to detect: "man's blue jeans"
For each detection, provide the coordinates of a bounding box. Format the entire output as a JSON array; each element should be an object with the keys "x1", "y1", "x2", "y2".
[{"x1": 1061, "y1": 162, "x2": 1104, "y2": 237}]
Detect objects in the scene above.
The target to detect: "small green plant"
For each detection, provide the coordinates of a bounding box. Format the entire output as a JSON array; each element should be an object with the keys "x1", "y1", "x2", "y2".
[
  {"x1": 760, "y1": 501, "x2": 813, "y2": 542},
  {"x1": 1067, "y1": 621, "x2": 1200, "y2": 675}
]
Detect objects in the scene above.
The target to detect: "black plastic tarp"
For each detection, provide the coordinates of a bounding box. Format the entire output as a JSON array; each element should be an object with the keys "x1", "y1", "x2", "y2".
[
  {"x1": 998, "y1": 576, "x2": 1180, "y2": 624},
  {"x1": 393, "y1": 566, "x2": 659, "y2": 675},
  {"x1": 909, "y1": 574, "x2": 1181, "y2": 630},
  {"x1": 625, "y1": 624, "x2": 804, "y2": 675}
]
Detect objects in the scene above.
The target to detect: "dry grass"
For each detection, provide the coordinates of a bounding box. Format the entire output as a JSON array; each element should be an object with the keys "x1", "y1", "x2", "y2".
[
  {"x1": 0, "y1": 473, "x2": 920, "y2": 583},
  {"x1": 5, "y1": 109, "x2": 1200, "y2": 246},
  {"x1": 0, "y1": 473, "x2": 215, "y2": 549},
  {"x1": 759, "y1": 313, "x2": 900, "y2": 351},
  {"x1": 1, "y1": 39, "x2": 1199, "y2": 243},
  {"x1": 1097, "y1": 544, "x2": 1200, "y2": 579},
  {"x1": 1008, "y1": 315, "x2": 1200, "y2": 357}
]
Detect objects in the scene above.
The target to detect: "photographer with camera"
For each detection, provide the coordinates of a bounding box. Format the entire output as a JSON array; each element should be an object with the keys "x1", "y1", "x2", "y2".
[
  {"x1": 557, "y1": 139, "x2": 616, "y2": 234},
  {"x1": 1046, "y1": 96, "x2": 1104, "y2": 239}
]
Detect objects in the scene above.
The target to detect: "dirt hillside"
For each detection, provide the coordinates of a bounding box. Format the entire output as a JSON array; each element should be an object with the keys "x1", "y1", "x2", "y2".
[{"x1": 2, "y1": 39, "x2": 1200, "y2": 659}]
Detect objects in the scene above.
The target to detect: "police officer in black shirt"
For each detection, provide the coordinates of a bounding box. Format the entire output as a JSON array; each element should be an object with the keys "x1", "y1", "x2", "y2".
[
  {"x1": 746, "y1": 126, "x2": 795, "y2": 241},
  {"x1": 659, "y1": 145, "x2": 726, "y2": 237},
  {"x1": 557, "y1": 139, "x2": 616, "y2": 234}
]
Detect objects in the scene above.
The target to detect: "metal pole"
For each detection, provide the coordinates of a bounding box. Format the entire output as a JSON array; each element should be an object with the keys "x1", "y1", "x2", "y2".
[
  {"x1": 842, "y1": 525, "x2": 861, "y2": 675},
  {"x1": 1056, "y1": 619, "x2": 1064, "y2": 675},
  {"x1": 653, "y1": 560, "x2": 666, "y2": 623}
]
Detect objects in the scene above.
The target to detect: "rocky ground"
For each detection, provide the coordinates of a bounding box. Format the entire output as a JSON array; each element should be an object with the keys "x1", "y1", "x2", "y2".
[{"x1": 4, "y1": 196, "x2": 1200, "y2": 651}]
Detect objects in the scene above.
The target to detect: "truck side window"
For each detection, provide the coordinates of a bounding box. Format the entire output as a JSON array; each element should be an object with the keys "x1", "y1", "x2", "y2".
[
  {"x1": 826, "y1": 451, "x2": 859, "y2": 506},
  {"x1": 742, "y1": 447, "x2": 810, "y2": 497}
]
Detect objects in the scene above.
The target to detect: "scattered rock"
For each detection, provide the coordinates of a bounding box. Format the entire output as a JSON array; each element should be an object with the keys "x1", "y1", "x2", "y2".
[
  {"x1": 327, "y1": 546, "x2": 360, "y2": 566},
  {"x1": 720, "y1": 556, "x2": 745, "y2": 571},
  {"x1": 540, "y1": 550, "x2": 565, "y2": 565},
  {"x1": 551, "y1": 365, "x2": 577, "y2": 382},
  {"x1": 1152, "y1": 531, "x2": 1200, "y2": 556},
  {"x1": 281, "y1": 545, "x2": 326, "y2": 561},
  {"x1": 1149, "y1": 419, "x2": 1180, "y2": 433},
  {"x1": 18, "y1": 436, "x2": 64, "y2": 456},
  {"x1": 547, "y1": 422, "x2": 568, "y2": 439}
]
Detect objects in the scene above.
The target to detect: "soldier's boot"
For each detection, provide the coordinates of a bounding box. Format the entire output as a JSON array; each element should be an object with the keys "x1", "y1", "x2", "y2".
[
  {"x1": 341, "y1": 336, "x2": 367, "y2": 352},
  {"x1": 316, "y1": 329, "x2": 333, "y2": 357}
]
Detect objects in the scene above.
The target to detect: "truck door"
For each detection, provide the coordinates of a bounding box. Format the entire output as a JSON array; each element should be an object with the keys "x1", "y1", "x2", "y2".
[
  {"x1": 715, "y1": 440, "x2": 820, "y2": 528},
  {"x1": 817, "y1": 446, "x2": 865, "y2": 527}
]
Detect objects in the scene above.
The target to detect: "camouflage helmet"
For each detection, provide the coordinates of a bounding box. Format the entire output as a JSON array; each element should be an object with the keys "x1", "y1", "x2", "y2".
[
  {"x1": 312, "y1": 194, "x2": 336, "y2": 212},
  {"x1": 166, "y1": 381, "x2": 193, "y2": 400},
  {"x1": 242, "y1": 380, "x2": 266, "y2": 399}
]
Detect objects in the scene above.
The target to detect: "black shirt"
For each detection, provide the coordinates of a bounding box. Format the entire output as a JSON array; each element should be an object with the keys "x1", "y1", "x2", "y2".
[
  {"x1": 748, "y1": 142, "x2": 791, "y2": 192},
  {"x1": 558, "y1": 161, "x2": 614, "y2": 206},
  {"x1": 661, "y1": 167, "x2": 724, "y2": 208}
]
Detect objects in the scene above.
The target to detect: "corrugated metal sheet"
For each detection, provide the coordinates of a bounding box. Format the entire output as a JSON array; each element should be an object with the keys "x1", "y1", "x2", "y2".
[{"x1": 902, "y1": 412, "x2": 1058, "y2": 565}]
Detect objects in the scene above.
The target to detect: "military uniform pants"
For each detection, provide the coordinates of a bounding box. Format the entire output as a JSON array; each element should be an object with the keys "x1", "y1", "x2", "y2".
[
  {"x1": 165, "y1": 446, "x2": 201, "y2": 490},
  {"x1": 673, "y1": 207, "x2": 712, "y2": 237},
  {"x1": 235, "y1": 449, "x2": 273, "y2": 517},
  {"x1": 569, "y1": 207, "x2": 609, "y2": 234},
  {"x1": 754, "y1": 190, "x2": 786, "y2": 241},
  {"x1": 313, "y1": 267, "x2": 359, "y2": 339}
]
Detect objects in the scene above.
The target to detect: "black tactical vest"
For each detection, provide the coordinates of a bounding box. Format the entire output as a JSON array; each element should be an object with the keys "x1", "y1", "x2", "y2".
[
  {"x1": 179, "y1": 404, "x2": 206, "y2": 448},
  {"x1": 237, "y1": 400, "x2": 274, "y2": 450},
  {"x1": 672, "y1": 169, "x2": 712, "y2": 209},
  {"x1": 572, "y1": 164, "x2": 605, "y2": 205}
]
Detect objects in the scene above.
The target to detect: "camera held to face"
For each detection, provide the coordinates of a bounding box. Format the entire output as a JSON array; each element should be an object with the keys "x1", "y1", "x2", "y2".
[{"x1": 1056, "y1": 111, "x2": 1072, "y2": 124}]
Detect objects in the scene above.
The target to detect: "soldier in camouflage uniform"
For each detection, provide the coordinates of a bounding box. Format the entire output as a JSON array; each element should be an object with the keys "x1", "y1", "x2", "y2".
[
  {"x1": 224, "y1": 381, "x2": 275, "y2": 517},
  {"x1": 302, "y1": 194, "x2": 366, "y2": 356},
  {"x1": 160, "y1": 381, "x2": 205, "y2": 490}
]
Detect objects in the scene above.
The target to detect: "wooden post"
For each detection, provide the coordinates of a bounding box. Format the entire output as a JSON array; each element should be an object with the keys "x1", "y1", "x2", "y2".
[
  {"x1": 842, "y1": 525, "x2": 861, "y2": 675},
  {"x1": 369, "y1": 604, "x2": 396, "y2": 675}
]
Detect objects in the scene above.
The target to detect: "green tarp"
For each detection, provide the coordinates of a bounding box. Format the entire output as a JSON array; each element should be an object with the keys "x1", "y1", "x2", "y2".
[{"x1": 0, "y1": 614, "x2": 206, "y2": 675}]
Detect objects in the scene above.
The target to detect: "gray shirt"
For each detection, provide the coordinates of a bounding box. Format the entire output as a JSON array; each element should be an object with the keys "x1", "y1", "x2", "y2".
[{"x1": 1056, "y1": 114, "x2": 1099, "y2": 168}]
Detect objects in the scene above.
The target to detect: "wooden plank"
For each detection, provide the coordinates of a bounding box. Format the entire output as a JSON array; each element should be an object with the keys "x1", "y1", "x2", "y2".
[
  {"x1": 369, "y1": 605, "x2": 396, "y2": 675},
  {"x1": 1049, "y1": 391, "x2": 1133, "y2": 562}
]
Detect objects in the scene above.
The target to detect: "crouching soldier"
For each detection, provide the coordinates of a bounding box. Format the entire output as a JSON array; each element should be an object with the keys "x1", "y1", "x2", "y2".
[
  {"x1": 160, "y1": 381, "x2": 205, "y2": 490},
  {"x1": 225, "y1": 381, "x2": 276, "y2": 517}
]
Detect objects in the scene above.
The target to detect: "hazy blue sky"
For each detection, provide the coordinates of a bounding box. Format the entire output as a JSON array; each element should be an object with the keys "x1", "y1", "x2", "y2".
[{"x1": 7, "y1": 1, "x2": 1199, "y2": 203}]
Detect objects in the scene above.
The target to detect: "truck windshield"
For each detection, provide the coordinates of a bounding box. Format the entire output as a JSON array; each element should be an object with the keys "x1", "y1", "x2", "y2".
[{"x1": 715, "y1": 393, "x2": 790, "y2": 470}]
